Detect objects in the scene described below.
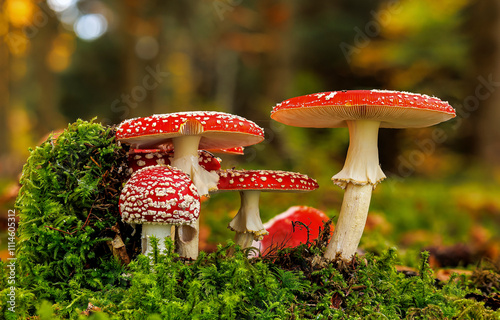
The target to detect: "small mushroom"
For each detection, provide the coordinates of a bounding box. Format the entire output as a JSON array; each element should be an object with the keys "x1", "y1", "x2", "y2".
[
  {"x1": 216, "y1": 169, "x2": 319, "y2": 249},
  {"x1": 272, "y1": 90, "x2": 456, "y2": 260},
  {"x1": 119, "y1": 165, "x2": 200, "y2": 256}
]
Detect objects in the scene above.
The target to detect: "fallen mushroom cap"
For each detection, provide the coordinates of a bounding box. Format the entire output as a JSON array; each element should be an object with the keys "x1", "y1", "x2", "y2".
[
  {"x1": 217, "y1": 169, "x2": 319, "y2": 192},
  {"x1": 116, "y1": 111, "x2": 265, "y2": 149},
  {"x1": 119, "y1": 165, "x2": 200, "y2": 225},
  {"x1": 271, "y1": 89, "x2": 456, "y2": 128},
  {"x1": 260, "y1": 206, "x2": 332, "y2": 252}
]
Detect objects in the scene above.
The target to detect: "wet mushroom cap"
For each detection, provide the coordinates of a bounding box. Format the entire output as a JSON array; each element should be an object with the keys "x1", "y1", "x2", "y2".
[
  {"x1": 216, "y1": 169, "x2": 319, "y2": 192},
  {"x1": 271, "y1": 90, "x2": 456, "y2": 128},
  {"x1": 116, "y1": 111, "x2": 265, "y2": 149},
  {"x1": 128, "y1": 149, "x2": 221, "y2": 173},
  {"x1": 119, "y1": 165, "x2": 200, "y2": 225}
]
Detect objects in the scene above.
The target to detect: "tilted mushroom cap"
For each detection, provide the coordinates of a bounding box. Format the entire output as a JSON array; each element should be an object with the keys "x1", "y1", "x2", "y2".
[
  {"x1": 216, "y1": 169, "x2": 319, "y2": 192},
  {"x1": 119, "y1": 165, "x2": 200, "y2": 225},
  {"x1": 271, "y1": 90, "x2": 456, "y2": 128},
  {"x1": 116, "y1": 111, "x2": 265, "y2": 149},
  {"x1": 128, "y1": 149, "x2": 221, "y2": 173}
]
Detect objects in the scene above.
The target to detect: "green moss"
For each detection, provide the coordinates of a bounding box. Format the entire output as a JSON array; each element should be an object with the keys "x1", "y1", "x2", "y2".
[{"x1": 5, "y1": 119, "x2": 136, "y2": 316}]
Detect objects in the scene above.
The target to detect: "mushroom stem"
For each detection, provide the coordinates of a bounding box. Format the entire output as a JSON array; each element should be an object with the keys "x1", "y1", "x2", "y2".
[
  {"x1": 324, "y1": 184, "x2": 372, "y2": 260},
  {"x1": 171, "y1": 136, "x2": 201, "y2": 260},
  {"x1": 142, "y1": 224, "x2": 172, "y2": 256},
  {"x1": 172, "y1": 135, "x2": 218, "y2": 260},
  {"x1": 172, "y1": 135, "x2": 202, "y2": 175},
  {"x1": 233, "y1": 233, "x2": 255, "y2": 249},
  {"x1": 332, "y1": 120, "x2": 385, "y2": 188},
  {"x1": 326, "y1": 120, "x2": 385, "y2": 260},
  {"x1": 229, "y1": 191, "x2": 268, "y2": 249},
  {"x1": 174, "y1": 223, "x2": 199, "y2": 259}
]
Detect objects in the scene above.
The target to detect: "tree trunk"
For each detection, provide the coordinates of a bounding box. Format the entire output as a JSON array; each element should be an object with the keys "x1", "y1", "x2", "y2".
[{"x1": 469, "y1": 0, "x2": 500, "y2": 165}]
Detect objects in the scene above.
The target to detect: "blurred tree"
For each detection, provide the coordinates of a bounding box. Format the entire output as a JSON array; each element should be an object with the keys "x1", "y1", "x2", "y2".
[
  {"x1": 0, "y1": 7, "x2": 9, "y2": 156},
  {"x1": 468, "y1": 0, "x2": 500, "y2": 167}
]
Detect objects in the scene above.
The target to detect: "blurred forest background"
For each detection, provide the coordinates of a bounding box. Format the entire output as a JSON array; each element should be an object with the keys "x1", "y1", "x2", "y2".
[{"x1": 1, "y1": 0, "x2": 500, "y2": 266}]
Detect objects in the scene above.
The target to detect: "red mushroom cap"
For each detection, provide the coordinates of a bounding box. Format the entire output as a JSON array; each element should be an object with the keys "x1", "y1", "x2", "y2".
[
  {"x1": 116, "y1": 111, "x2": 265, "y2": 149},
  {"x1": 260, "y1": 206, "x2": 332, "y2": 251},
  {"x1": 216, "y1": 169, "x2": 319, "y2": 192},
  {"x1": 206, "y1": 146, "x2": 245, "y2": 155},
  {"x1": 128, "y1": 149, "x2": 169, "y2": 172},
  {"x1": 271, "y1": 90, "x2": 456, "y2": 128},
  {"x1": 128, "y1": 149, "x2": 221, "y2": 173},
  {"x1": 119, "y1": 165, "x2": 200, "y2": 225}
]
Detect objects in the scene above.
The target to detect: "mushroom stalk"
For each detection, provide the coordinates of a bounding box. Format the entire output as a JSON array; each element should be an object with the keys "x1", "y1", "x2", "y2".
[
  {"x1": 172, "y1": 135, "x2": 218, "y2": 260},
  {"x1": 172, "y1": 135, "x2": 202, "y2": 175},
  {"x1": 324, "y1": 184, "x2": 372, "y2": 259},
  {"x1": 325, "y1": 120, "x2": 384, "y2": 260},
  {"x1": 142, "y1": 224, "x2": 172, "y2": 256},
  {"x1": 229, "y1": 191, "x2": 268, "y2": 248},
  {"x1": 172, "y1": 136, "x2": 202, "y2": 260},
  {"x1": 332, "y1": 120, "x2": 385, "y2": 188}
]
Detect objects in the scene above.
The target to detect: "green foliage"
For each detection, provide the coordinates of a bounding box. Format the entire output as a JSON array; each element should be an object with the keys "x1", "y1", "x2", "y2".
[
  {"x1": 9, "y1": 119, "x2": 133, "y2": 310},
  {"x1": 7, "y1": 243, "x2": 499, "y2": 319}
]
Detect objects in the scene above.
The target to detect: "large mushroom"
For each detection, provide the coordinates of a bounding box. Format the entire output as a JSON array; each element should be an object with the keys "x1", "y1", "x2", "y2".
[
  {"x1": 119, "y1": 165, "x2": 200, "y2": 256},
  {"x1": 271, "y1": 90, "x2": 456, "y2": 260},
  {"x1": 117, "y1": 111, "x2": 264, "y2": 259},
  {"x1": 117, "y1": 111, "x2": 264, "y2": 196},
  {"x1": 216, "y1": 169, "x2": 319, "y2": 249}
]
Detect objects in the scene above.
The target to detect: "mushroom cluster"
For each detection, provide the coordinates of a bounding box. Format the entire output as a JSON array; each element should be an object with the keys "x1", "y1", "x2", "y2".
[
  {"x1": 116, "y1": 89, "x2": 455, "y2": 262},
  {"x1": 117, "y1": 111, "x2": 318, "y2": 259}
]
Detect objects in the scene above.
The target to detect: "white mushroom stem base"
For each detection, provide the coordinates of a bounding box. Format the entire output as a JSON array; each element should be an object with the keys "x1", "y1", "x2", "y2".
[
  {"x1": 175, "y1": 223, "x2": 199, "y2": 259},
  {"x1": 233, "y1": 233, "x2": 255, "y2": 249},
  {"x1": 229, "y1": 191, "x2": 268, "y2": 249},
  {"x1": 141, "y1": 224, "x2": 172, "y2": 256},
  {"x1": 324, "y1": 183, "x2": 372, "y2": 260}
]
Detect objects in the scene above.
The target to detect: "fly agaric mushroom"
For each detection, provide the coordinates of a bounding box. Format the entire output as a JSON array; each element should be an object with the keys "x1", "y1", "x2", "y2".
[
  {"x1": 128, "y1": 149, "x2": 221, "y2": 173},
  {"x1": 119, "y1": 165, "x2": 200, "y2": 256},
  {"x1": 258, "y1": 206, "x2": 332, "y2": 254},
  {"x1": 117, "y1": 111, "x2": 264, "y2": 259},
  {"x1": 271, "y1": 90, "x2": 456, "y2": 260},
  {"x1": 216, "y1": 169, "x2": 319, "y2": 249}
]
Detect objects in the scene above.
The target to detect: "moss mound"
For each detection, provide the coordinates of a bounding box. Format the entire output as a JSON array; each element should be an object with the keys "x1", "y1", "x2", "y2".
[{"x1": 5, "y1": 120, "x2": 137, "y2": 313}]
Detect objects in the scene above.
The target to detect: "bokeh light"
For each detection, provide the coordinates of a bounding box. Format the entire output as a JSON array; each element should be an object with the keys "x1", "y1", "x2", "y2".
[
  {"x1": 135, "y1": 36, "x2": 160, "y2": 60},
  {"x1": 47, "y1": 0, "x2": 77, "y2": 13},
  {"x1": 73, "y1": 13, "x2": 107, "y2": 41}
]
